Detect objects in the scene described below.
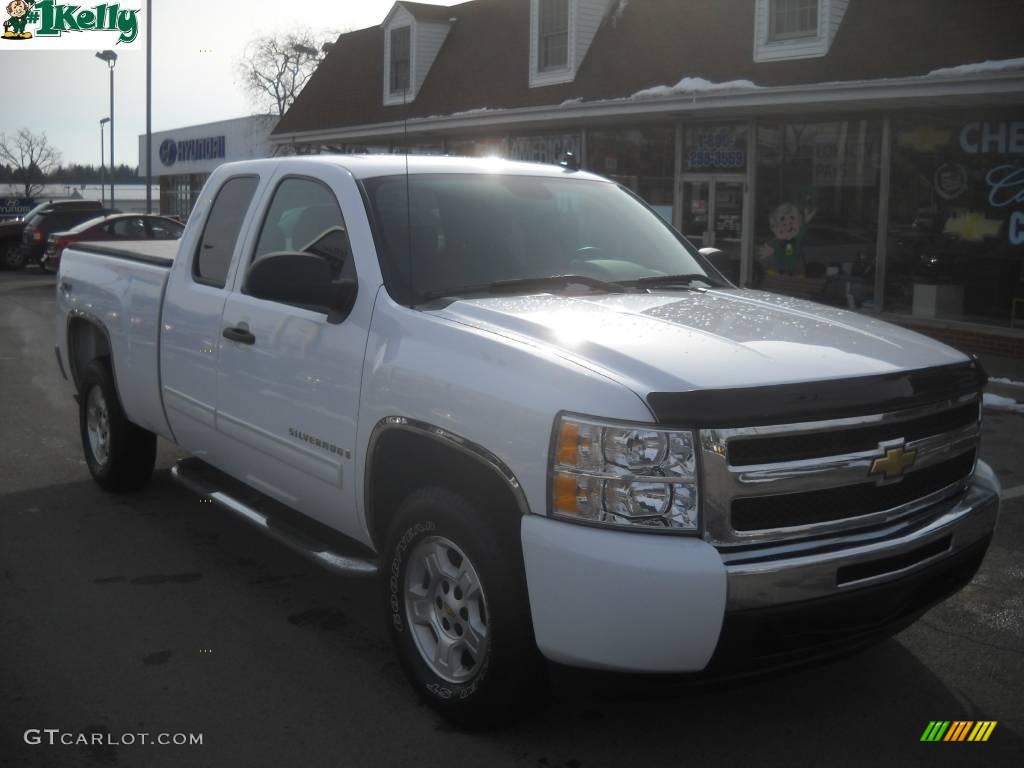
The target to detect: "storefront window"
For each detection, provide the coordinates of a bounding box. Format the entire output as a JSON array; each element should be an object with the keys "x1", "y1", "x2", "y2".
[
  {"x1": 885, "y1": 112, "x2": 1024, "y2": 328},
  {"x1": 159, "y1": 173, "x2": 207, "y2": 220},
  {"x1": 445, "y1": 136, "x2": 508, "y2": 158},
  {"x1": 390, "y1": 139, "x2": 445, "y2": 155},
  {"x1": 587, "y1": 125, "x2": 674, "y2": 219},
  {"x1": 755, "y1": 120, "x2": 881, "y2": 308},
  {"x1": 509, "y1": 132, "x2": 581, "y2": 165}
]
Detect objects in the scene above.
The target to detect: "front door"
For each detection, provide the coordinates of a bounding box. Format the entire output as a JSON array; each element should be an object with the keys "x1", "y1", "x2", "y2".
[
  {"x1": 681, "y1": 176, "x2": 746, "y2": 284},
  {"x1": 215, "y1": 171, "x2": 369, "y2": 539}
]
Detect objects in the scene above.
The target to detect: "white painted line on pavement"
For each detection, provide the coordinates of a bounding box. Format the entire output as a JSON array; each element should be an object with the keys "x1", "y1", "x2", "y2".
[{"x1": 1001, "y1": 484, "x2": 1024, "y2": 501}]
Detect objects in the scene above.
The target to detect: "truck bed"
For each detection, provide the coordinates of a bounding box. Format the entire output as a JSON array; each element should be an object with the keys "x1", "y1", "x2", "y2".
[
  {"x1": 72, "y1": 239, "x2": 179, "y2": 267},
  {"x1": 57, "y1": 240, "x2": 177, "y2": 441}
]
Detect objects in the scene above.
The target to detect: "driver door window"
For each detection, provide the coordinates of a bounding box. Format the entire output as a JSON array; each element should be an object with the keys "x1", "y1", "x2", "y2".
[{"x1": 252, "y1": 177, "x2": 352, "y2": 279}]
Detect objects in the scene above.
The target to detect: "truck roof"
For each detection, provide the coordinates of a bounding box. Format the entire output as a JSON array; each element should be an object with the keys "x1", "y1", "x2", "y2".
[{"x1": 215, "y1": 154, "x2": 609, "y2": 182}]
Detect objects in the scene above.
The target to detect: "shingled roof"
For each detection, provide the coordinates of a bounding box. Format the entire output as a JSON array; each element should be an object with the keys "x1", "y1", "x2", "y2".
[
  {"x1": 395, "y1": 1, "x2": 460, "y2": 22},
  {"x1": 274, "y1": 0, "x2": 1024, "y2": 137}
]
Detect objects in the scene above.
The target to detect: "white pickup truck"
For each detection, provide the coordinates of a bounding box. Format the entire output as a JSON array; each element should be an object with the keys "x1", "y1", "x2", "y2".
[{"x1": 56, "y1": 156, "x2": 999, "y2": 726}]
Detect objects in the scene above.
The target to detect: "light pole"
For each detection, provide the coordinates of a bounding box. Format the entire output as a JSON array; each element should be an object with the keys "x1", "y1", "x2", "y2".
[
  {"x1": 145, "y1": 0, "x2": 152, "y2": 213},
  {"x1": 95, "y1": 50, "x2": 118, "y2": 208},
  {"x1": 99, "y1": 117, "x2": 110, "y2": 205}
]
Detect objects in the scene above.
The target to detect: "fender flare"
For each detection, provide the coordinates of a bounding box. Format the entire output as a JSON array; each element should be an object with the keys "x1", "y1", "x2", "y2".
[
  {"x1": 65, "y1": 310, "x2": 121, "y2": 402},
  {"x1": 363, "y1": 415, "x2": 532, "y2": 545}
]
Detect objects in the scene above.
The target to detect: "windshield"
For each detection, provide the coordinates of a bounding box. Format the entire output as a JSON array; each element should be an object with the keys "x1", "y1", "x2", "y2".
[{"x1": 363, "y1": 173, "x2": 722, "y2": 304}]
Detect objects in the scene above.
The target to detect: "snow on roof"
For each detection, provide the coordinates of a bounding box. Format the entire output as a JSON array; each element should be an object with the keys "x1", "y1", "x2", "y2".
[
  {"x1": 630, "y1": 77, "x2": 760, "y2": 100},
  {"x1": 927, "y1": 57, "x2": 1024, "y2": 78}
]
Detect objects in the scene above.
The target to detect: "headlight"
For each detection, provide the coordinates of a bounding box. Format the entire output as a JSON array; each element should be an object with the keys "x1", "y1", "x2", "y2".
[{"x1": 550, "y1": 414, "x2": 698, "y2": 532}]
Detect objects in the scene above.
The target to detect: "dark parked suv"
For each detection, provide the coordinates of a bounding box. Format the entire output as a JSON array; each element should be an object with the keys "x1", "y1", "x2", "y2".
[{"x1": 6, "y1": 201, "x2": 111, "y2": 271}]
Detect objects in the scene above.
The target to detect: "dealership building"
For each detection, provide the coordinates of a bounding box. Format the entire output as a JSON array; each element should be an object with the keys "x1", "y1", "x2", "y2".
[
  {"x1": 140, "y1": 115, "x2": 278, "y2": 218},
  {"x1": 272, "y1": 0, "x2": 1024, "y2": 357}
]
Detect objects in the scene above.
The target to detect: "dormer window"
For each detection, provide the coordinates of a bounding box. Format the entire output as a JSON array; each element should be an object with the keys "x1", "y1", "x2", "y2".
[
  {"x1": 538, "y1": 0, "x2": 569, "y2": 71},
  {"x1": 529, "y1": 0, "x2": 613, "y2": 88},
  {"x1": 754, "y1": 0, "x2": 840, "y2": 63},
  {"x1": 769, "y1": 0, "x2": 819, "y2": 41},
  {"x1": 390, "y1": 26, "x2": 411, "y2": 94},
  {"x1": 381, "y1": 3, "x2": 454, "y2": 107}
]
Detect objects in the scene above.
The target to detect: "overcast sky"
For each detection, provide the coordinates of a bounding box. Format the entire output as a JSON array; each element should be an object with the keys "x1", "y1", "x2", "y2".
[{"x1": 2, "y1": 0, "x2": 461, "y2": 169}]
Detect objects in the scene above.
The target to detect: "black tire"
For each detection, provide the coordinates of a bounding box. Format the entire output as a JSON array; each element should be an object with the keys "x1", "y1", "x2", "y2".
[
  {"x1": 385, "y1": 487, "x2": 548, "y2": 728},
  {"x1": 79, "y1": 359, "x2": 157, "y2": 492},
  {"x1": 2, "y1": 241, "x2": 26, "y2": 271}
]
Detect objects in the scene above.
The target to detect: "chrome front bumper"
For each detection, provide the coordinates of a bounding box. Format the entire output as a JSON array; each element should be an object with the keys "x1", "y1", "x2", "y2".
[{"x1": 721, "y1": 460, "x2": 1000, "y2": 612}]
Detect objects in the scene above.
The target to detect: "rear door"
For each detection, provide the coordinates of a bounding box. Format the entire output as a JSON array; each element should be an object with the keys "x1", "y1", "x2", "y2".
[
  {"x1": 215, "y1": 167, "x2": 371, "y2": 536},
  {"x1": 160, "y1": 174, "x2": 263, "y2": 455}
]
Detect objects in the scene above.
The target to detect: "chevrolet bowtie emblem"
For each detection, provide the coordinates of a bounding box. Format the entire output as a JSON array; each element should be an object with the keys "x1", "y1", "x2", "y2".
[{"x1": 869, "y1": 442, "x2": 917, "y2": 481}]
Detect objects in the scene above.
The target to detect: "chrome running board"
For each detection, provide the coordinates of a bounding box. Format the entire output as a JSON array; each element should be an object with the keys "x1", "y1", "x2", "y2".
[{"x1": 170, "y1": 458, "x2": 379, "y2": 577}]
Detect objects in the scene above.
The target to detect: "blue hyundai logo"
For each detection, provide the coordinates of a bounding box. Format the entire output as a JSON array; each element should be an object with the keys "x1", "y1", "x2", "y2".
[{"x1": 159, "y1": 138, "x2": 177, "y2": 167}]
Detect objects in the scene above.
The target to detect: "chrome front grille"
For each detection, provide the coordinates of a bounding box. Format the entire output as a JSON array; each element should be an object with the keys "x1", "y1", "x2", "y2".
[{"x1": 700, "y1": 394, "x2": 981, "y2": 547}]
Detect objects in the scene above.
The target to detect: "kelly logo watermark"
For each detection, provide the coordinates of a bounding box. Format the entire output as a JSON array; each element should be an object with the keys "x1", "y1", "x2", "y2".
[{"x1": 2, "y1": 0, "x2": 142, "y2": 48}]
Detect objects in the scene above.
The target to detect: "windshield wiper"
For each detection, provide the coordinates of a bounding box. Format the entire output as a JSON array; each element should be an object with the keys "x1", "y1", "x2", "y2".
[
  {"x1": 624, "y1": 273, "x2": 723, "y2": 289},
  {"x1": 421, "y1": 274, "x2": 627, "y2": 303}
]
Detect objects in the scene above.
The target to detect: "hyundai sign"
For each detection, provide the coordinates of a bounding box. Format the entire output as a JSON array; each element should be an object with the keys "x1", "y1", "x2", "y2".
[
  {"x1": 159, "y1": 136, "x2": 226, "y2": 167},
  {"x1": 0, "y1": 197, "x2": 36, "y2": 220}
]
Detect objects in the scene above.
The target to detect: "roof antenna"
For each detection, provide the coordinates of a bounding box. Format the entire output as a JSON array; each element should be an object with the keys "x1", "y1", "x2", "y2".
[{"x1": 560, "y1": 151, "x2": 579, "y2": 172}]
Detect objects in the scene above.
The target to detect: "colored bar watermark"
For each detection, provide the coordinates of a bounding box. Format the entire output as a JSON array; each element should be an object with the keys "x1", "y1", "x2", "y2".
[{"x1": 921, "y1": 721, "x2": 997, "y2": 742}]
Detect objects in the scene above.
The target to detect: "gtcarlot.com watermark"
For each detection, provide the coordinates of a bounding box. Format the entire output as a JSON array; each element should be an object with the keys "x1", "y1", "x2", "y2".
[{"x1": 24, "y1": 729, "x2": 202, "y2": 747}]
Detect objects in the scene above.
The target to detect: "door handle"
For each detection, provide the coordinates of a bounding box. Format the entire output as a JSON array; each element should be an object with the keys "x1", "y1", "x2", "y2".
[{"x1": 222, "y1": 326, "x2": 255, "y2": 345}]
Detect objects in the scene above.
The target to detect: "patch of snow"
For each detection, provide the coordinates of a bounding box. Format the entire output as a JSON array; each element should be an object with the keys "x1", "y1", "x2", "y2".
[
  {"x1": 990, "y1": 377, "x2": 1024, "y2": 386},
  {"x1": 983, "y1": 392, "x2": 1024, "y2": 414},
  {"x1": 559, "y1": 97, "x2": 583, "y2": 107},
  {"x1": 631, "y1": 77, "x2": 760, "y2": 100},
  {"x1": 927, "y1": 57, "x2": 1024, "y2": 78},
  {"x1": 448, "y1": 107, "x2": 494, "y2": 117}
]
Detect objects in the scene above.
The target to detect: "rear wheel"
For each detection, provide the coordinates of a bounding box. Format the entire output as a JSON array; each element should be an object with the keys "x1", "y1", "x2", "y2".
[
  {"x1": 385, "y1": 487, "x2": 548, "y2": 728},
  {"x1": 79, "y1": 359, "x2": 157, "y2": 492},
  {"x1": 2, "y1": 241, "x2": 26, "y2": 270}
]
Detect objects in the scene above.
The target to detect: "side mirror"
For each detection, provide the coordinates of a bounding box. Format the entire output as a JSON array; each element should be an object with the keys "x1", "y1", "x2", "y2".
[
  {"x1": 243, "y1": 251, "x2": 357, "y2": 324},
  {"x1": 699, "y1": 247, "x2": 737, "y2": 284}
]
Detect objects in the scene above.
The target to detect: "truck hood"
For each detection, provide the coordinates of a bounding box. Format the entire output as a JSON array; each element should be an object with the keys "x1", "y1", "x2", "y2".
[{"x1": 436, "y1": 289, "x2": 968, "y2": 394}]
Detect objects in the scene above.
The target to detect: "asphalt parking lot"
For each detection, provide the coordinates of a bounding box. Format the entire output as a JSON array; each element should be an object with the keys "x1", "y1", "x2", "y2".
[{"x1": 1, "y1": 268, "x2": 1022, "y2": 768}]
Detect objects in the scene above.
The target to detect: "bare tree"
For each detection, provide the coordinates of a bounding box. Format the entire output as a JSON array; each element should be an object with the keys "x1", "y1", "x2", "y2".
[
  {"x1": 0, "y1": 128, "x2": 62, "y2": 198},
  {"x1": 237, "y1": 29, "x2": 337, "y2": 117}
]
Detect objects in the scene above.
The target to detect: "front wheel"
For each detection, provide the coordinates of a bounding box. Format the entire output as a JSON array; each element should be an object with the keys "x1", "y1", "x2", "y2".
[
  {"x1": 385, "y1": 487, "x2": 548, "y2": 728},
  {"x1": 79, "y1": 359, "x2": 157, "y2": 492}
]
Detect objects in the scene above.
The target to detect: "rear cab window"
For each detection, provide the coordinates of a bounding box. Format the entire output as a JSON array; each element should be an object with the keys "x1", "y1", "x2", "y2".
[{"x1": 193, "y1": 176, "x2": 260, "y2": 288}]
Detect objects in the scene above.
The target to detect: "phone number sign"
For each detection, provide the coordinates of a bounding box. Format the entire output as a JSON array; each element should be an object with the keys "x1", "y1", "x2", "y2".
[{"x1": 685, "y1": 128, "x2": 747, "y2": 171}]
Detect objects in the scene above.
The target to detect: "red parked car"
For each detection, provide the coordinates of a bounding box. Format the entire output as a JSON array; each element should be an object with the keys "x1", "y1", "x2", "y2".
[{"x1": 42, "y1": 213, "x2": 185, "y2": 272}]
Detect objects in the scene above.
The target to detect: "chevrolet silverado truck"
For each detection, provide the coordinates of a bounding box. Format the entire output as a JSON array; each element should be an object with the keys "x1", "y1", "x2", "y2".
[{"x1": 55, "y1": 156, "x2": 1000, "y2": 726}]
